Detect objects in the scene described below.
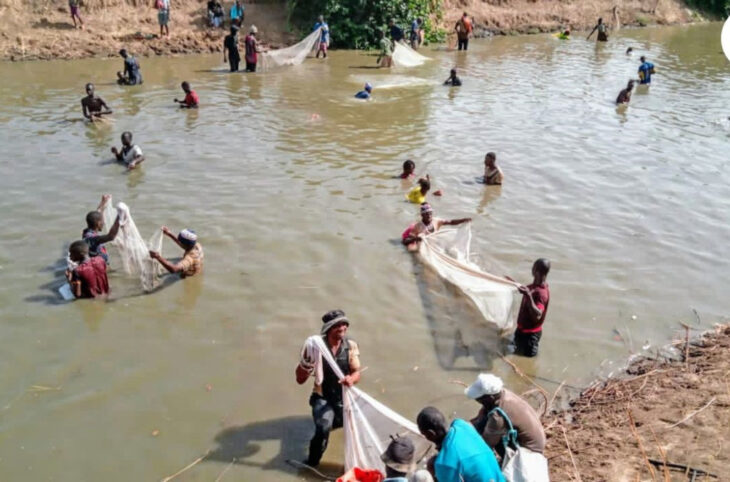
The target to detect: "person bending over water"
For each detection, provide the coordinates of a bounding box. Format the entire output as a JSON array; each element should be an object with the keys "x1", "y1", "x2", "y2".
[
  {"x1": 587, "y1": 17, "x2": 608, "y2": 41},
  {"x1": 174, "y1": 82, "x2": 199, "y2": 108},
  {"x1": 482, "y1": 152, "x2": 503, "y2": 185},
  {"x1": 149, "y1": 227, "x2": 204, "y2": 278},
  {"x1": 354, "y1": 82, "x2": 372, "y2": 100},
  {"x1": 444, "y1": 68, "x2": 462, "y2": 86},
  {"x1": 402, "y1": 203, "x2": 471, "y2": 252},
  {"x1": 557, "y1": 29, "x2": 570, "y2": 40},
  {"x1": 66, "y1": 240, "x2": 109, "y2": 299},
  {"x1": 638, "y1": 56, "x2": 655, "y2": 85},
  {"x1": 83, "y1": 194, "x2": 120, "y2": 264},
  {"x1": 81, "y1": 83, "x2": 112, "y2": 122},
  {"x1": 616, "y1": 80, "x2": 635, "y2": 105},
  {"x1": 111, "y1": 132, "x2": 145, "y2": 169},
  {"x1": 399, "y1": 159, "x2": 415, "y2": 179},
  {"x1": 117, "y1": 49, "x2": 143, "y2": 85}
]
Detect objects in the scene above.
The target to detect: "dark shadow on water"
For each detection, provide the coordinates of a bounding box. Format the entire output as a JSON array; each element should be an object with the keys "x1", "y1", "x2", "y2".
[
  {"x1": 410, "y1": 252, "x2": 508, "y2": 371},
  {"x1": 208, "y1": 415, "x2": 341, "y2": 480},
  {"x1": 348, "y1": 65, "x2": 384, "y2": 70}
]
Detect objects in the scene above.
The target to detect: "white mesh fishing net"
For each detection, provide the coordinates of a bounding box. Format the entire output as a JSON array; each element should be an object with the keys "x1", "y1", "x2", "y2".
[
  {"x1": 260, "y1": 28, "x2": 320, "y2": 70},
  {"x1": 301, "y1": 335, "x2": 434, "y2": 472},
  {"x1": 392, "y1": 41, "x2": 430, "y2": 68},
  {"x1": 103, "y1": 200, "x2": 164, "y2": 292},
  {"x1": 419, "y1": 223, "x2": 520, "y2": 333}
]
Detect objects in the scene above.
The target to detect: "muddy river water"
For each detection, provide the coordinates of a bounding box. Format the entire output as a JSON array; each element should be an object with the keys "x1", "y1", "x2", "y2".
[{"x1": 0, "y1": 23, "x2": 729, "y2": 480}]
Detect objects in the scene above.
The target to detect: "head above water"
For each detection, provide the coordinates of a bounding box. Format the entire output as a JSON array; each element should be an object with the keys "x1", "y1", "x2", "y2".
[
  {"x1": 86, "y1": 211, "x2": 104, "y2": 231},
  {"x1": 364, "y1": 82, "x2": 372, "y2": 93},
  {"x1": 626, "y1": 47, "x2": 633, "y2": 55},
  {"x1": 85, "y1": 83, "x2": 95, "y2": 95},
  {"x1": 420, "y1": 202, "x2": 433, "y2": 224},
  {"x1": 418, "y1": 177, "x2": 430, "y2": 193},
  {"x1": 69, "y1": 240, "x2": 89, "y2": 262},
  {"x1": 119, "y1": 49, "x2": 128, "y2": 58},
  {"x1": 640, "y1": 55, "x2": 646, "y2": 62},
  {"x1": 532, "y1": 258, "x2": 551, "y2": 281},
  {"x1": 177, "y1": 228, "x2": 198, "y2": 249},
  {"x1": 181, "y1": 81, "x2": 191, "y2": 93},
  {"x1": 627, "y1": 79, "x2": 635, "y2": 89},
  {"x1": 450, "y1": 68, "x2": 457, "y2": 76},
  {"x1": 121, "y1": 131, "x2": 132, "y2": 146},
  {"x1": 321, "y1": 309, "x2": 350, "y2": 338},
  {"x1": 484, "y1": 152, "x2": 496, "y2": 167},
  {"x1": 403, "y1": 159, "x2": 415, "y2": 174},
  {"x1": 417, "y1": 406, "x2": 449, "y2": 446}
]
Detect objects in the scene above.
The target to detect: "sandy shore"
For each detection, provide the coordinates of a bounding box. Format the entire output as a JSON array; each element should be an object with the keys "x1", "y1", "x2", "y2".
[
  {"x1": 543, "y1": 323, "x2": 730, "y2": 480},
  {"x1": 1, "y1": 0, "x2": 701, "y2": 61}
]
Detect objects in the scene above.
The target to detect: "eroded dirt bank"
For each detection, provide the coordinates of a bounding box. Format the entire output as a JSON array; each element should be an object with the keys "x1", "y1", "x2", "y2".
[
  {"x1": 0, "y1": 0, "x2": 702, "y2": 61},
  {"x1": 544, "y1": 324, "x2": 730, "y2": 481}
]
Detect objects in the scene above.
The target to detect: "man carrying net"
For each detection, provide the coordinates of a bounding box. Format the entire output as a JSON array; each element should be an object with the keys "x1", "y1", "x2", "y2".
[
  {"x1": 401, "y1": 203, "x2": 471, "y2": 252},
  {"x1": 295, "y1": 310, "x2": 362, "y2": 467}
]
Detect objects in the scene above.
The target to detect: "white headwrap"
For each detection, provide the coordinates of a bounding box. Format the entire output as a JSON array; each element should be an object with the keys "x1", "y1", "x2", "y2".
[
  {"x1": 179, "y1": 229, "x2": 197, "y2": 243},
  {"x1": 465, "y1": 373, "x2": 504, "y2": 399}
]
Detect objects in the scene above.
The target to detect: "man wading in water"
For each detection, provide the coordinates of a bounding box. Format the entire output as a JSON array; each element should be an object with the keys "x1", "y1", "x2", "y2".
[
  {"x1": 401, "y1": 203, "x2": 471, "y2": 252},
  {"x1": 81, "y1": 83, "x2": 112, "y2": 122},
  {"x1": 295, "y1": 310, "x2": 361, "y2": 467}
]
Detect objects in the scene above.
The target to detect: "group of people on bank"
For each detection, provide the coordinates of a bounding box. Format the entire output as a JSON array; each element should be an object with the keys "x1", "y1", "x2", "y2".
[{"x1": 295, "y1": 311, "x2": 549, "y2": 481}]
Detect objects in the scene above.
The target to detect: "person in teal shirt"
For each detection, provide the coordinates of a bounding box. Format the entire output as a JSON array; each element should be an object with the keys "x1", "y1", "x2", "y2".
[{"x1": 417, "y1": 407, "x2": 504, "y2": 482}]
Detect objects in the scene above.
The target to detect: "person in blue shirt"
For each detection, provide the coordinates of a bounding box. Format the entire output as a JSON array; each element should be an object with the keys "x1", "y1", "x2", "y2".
[
  {"x1": 354, "y1": 82, "x2": 372, "y2": 100},
  {"x1": 230, "y1": 0, "x2": 244, "y2": 27},
  {"x1": 313, "y1": 15, "x2": 330, "y2": 58},
  {"x1": 389, "y1": 19, "x2": 404, "y2": 43},
  {"x1": 638, "y1": 56, "x2": 656, "y2": 85},
  {"x1": 116, "y1": 49, "x2": 142, "y2": 85},
  {"x1": 410, "y1": 18, "x2": 423, "y2": 49},
  {"x1": 417, "y1": 406, "x2": 504, "y2": 482}
]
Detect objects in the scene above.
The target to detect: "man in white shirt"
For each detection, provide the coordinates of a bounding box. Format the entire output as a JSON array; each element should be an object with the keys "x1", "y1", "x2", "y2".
[{"x1": 111, "y1": 131, "x2": 145, "y2": 170}]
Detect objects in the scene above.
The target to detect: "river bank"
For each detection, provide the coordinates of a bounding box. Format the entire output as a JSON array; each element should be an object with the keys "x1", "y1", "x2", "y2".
[
  {"x1": 544, "y1": 323, "x2": 730, "y2": 481},
  {"x1": 0, "y1": 0, "x2": 705, "y2": 61}
]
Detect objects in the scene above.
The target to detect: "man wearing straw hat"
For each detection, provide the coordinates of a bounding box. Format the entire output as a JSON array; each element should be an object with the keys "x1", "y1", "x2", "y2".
[
  {"x1": 295, "y1": 310, "x2": 362, "y2": 467},
  {"x1": 381, "y1": 436, "x2": 434, "y2": 482}
]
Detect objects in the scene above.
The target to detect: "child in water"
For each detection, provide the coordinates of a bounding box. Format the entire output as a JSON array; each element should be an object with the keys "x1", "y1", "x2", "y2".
[
  {"x1": 355, "y1": 83, "x2": 372, "y2": 100},
  {"x1": 407, "y1": 176, "x2": 431, "y2": 204},
  {"x1": 615, "y1": 80, "x2": 635, "y2": 105},
  {"x1": 444, "y1": 68, "x2": 462, "y2": 86},
  {"x1": 174, "y1": 82, "x2": 199, "y2": 108},
  {"x1": 66, "y1": 240, "x2": 109, "y2": 299},
  {"x1": 483, "y1": 152, "x2": 504, "y2": 185},
  {"x1": 399, "y1": 160, "x2": 415, "y2": 179}
]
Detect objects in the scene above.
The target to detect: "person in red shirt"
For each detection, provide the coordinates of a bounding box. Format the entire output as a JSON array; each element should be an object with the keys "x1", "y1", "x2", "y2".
[
  {"x1": 244, "y1": 25, "x2": 259, "y2": 72},
  {"x1": 509, "y1": 258, "x2": 550, "y2": 357},
  {"x1": 174, "y1": 81, "x2": 199, "y2": 108},
  {"x1": 66, "y1": 240, "x2": 110, "y2": 299}
]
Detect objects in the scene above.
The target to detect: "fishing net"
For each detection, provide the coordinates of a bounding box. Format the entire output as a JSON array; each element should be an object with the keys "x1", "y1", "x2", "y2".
[
  {"x1": 260, "y1": 29, "x2": 320, "y2": 70},
  {"x1": 392, "y1": 41, "x2": 430, "y2": 68},
  {"x1": 419, "y1": 223, "x2": 520, "y2": 333},
  {"x1": 103, "y1": 200, "x2": 164, "y2": 292},
  {"x1": 301, "y1": 336, "x2": 434, "y2": 473}
]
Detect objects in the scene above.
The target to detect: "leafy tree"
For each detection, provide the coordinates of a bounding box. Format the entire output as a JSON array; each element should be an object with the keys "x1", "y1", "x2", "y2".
[{"x1": 287, "y1": 0, "x2": 444, "y2": 49}]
